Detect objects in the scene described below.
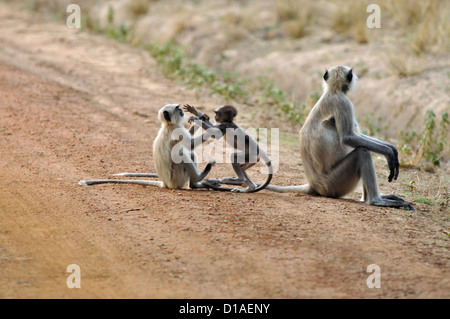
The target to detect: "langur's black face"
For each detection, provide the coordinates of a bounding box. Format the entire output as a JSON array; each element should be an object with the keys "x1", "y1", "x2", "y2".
[
  {"x1": 214, "y1": 105, "x2": 237, "y2": 123},
  {"x1": 214, "y1": 110, "x2": 222, "y2": 123},
  {"x1": 175, "y1": 104, "x2": 184, "y2": 117}
]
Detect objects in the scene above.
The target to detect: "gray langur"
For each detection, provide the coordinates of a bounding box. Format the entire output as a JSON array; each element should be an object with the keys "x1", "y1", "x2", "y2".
[
  {"x1": 78, "y1": 104, "x2": 219, "y2": 190},
  {"x1": 264, "y1": 66, "x2": 414, "y2": 210},
  {"x1": 184, "y1": 104, "x2": 273, "y2": 193}
]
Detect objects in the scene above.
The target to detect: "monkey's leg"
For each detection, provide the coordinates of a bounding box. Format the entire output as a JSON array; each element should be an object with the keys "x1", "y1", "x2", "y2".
[
  {"x1": 227, "y1": 153, "x2": 259, "y2": 193},
  {"x1": 183, "y1": 158, "x2": 216, "y2": 189},
  {"x1": 188, "y1": 121, "x2": 201, "y2": 135},
  {"x1": 378, "y1": 194, "x2": 413, "y2": 210},
  {"x1": 217, "y1": 154, "x2": 245, "y2": 186},
  {"x1": 230, "y1": 163, "x2": 255, "y2": 192},
  {"x1": 328, "y1": 148, "x2": 414, "y2": 210},
  {"x1": 216, "y1": 177, "x2": 244, "y2": 185},
  {"x1": 236, "y1": 162, "x2": 257, "y2": 190},
  {"x1": 214, "y1": 153, "x2": 245, "y2": 186},
  {"x1": 351, "y1": 149, "x2": 413, "y2": 209}
]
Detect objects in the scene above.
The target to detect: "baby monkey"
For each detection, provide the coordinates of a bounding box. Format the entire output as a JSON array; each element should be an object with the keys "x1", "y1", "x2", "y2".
[{"x1": 184, "y1": 104, "x2": 273, "y2": 193}]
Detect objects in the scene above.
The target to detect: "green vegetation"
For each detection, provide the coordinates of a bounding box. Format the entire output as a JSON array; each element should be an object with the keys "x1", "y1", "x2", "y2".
[
  {"x1": 399, "y1": 110, "x2": 449, "y2": 168},
  {"x1": 414, "y1": 197, "x2": 433, "y2": 205},
  {"x1": 76, "y1": 3, "x2": 309, "y2": 126},
  {"x1": 18, "y1": 0, "x2": 448, "y2": 171},
  {"x1": 145, "y1": 41, "x2": 311, "y2": 126},
  {"x1": 359, "y1": 112, "x2": 388, "y2": 137},
  {"x1": 88, "y1": 7, "x2": 450, "y2": 170},
  {"x1": 77, "y1": 5, "x2": 450, "y2": 171},
  {"x1": 146, "y1": 41, "x2": 249, "y2": 102}
]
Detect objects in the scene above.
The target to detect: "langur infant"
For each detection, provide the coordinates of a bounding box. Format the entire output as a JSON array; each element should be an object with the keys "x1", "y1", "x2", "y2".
[{"x1": 185, "y1": 104, "x2": 273, "y2": 193}]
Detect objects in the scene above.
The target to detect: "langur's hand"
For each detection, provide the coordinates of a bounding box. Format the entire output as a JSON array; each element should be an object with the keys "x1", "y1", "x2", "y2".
[
  {"x1": 390, "y1": 145, "x2": 399, "y2": 181},
  {"x1": 187, "y1": 115, "x2": 199, "y2": 124},
  {"x1": 385, "y1": 148, "x2": 399, "y2": 183},
  {"x1": 183, "y1": 104, "x2": 197, "y2": 115}
]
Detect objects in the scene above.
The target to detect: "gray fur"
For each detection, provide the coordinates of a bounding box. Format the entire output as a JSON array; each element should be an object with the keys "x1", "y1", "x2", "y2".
[{"x1": 266, "y1": 66, "x2": 414, "y2": 210}]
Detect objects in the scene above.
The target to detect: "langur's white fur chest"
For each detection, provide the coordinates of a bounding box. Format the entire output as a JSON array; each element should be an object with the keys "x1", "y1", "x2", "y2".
[{"x1": 153, "y1": 123, "x2": 188, "y2": 188}]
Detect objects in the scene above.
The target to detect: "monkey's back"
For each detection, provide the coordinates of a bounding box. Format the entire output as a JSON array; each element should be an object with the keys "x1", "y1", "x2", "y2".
[
  {"x1": 299, "y1": 94, "x2": 352, "y2": 182},
  {"x1": 153, "y1": 125, "x2": 189, "y2": 189}
]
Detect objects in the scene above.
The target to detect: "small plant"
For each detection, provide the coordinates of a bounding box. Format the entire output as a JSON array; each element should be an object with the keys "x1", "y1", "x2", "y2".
[
  {"x1": 107, "y1": 23, "x2": 130, "y2": 43},
  {"x1": 146, "y1": 42, "x2": 309, "y2": 126},
  {"x1": 98, "y1": 5, "x2": 131, "y2": 43},
  {"x1": 398, "y1": 110, "x2": 449, "y2": 168},
  {"x1": 406, "y1": 180, "x2": 416, "y2": 193},
  {"x1": 414, "y1": 197, "x2": 433, "y2": 205},
  {"x1": 254, "y1": 78, "x2": 309, "y2": 125},
  {"x1": 415, "y1": 110, "x2": 449, "y2": 167},
  {"x1": 146, "y1": 42, "x2": 249, "y2": 103},
  {"x1": 107, "y1": 4, "x2": 114, "y2": 24},
  {"x1": 359, "y1": 113, "x2": 387, "y2": 137}
]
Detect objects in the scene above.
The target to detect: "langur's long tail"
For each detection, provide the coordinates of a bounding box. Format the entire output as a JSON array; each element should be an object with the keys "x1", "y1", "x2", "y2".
[
  {"x1": 110, "y1": 173, "x2": 158, "y2": 177},
  {"x1": 78, "y1": 173, "x2": 161, "y2": 187},
  {"x1": 264, "y1": 183, "x2": 311, "y2": 193},
  {"x1": 78, "y1": 179, "x2": 163, "y2": 187},
  {"x1": 246, "y1": 160, "x2": 273, "y2": 193}
]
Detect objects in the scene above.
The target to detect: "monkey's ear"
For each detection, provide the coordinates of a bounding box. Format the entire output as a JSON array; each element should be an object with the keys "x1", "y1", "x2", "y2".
[
  {"x1": 347, "y1": 69, "x2": 353, "y2": 82},
  {"x1": 163, "y1": 110, "x2": 171, "y2": 122},
  {"x1": 323, "y1": 70, "x2": 329, "y2": 81}
]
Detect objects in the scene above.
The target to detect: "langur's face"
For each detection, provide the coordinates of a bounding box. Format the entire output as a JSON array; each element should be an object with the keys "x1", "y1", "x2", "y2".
[
  {"x1": 159, "y1": 104, "x2": 185, "y2": 124},
  {"x1": 214, "y1": 105, "x2": 237, "y2": 123},
  {"x1": 214, "y1": 108, "x2": 223, "y2": 123}
]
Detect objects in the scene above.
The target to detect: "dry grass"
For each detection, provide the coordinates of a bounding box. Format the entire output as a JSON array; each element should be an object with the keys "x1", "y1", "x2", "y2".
[
  {"x1": 379, "y1": 0, "x2": 449, "y2": 77},
  {"x1": 383, "y1": 0, "x2": 449, "y2": 54},
  {"x1": 222, "y1": 9, "x2": 261, "y2": 33},
  {"x1": 275, "y1": 0, "x2": 318, "y2": 39},
  {"x1": 331, "y1": 0, "x2": 371, "y2": 44},
  {"x1": 384, "y1": 46, "x2": 427, "y2": 78},
  {"x1": 220, "y1": 10, "x2": 255, "y2": 43},
  {"x1": 274, "y1": 0, "x2": 449, "y2": 50},
  {"x1": 125, "y1": 0, "x2": 159, "y2": 18}
]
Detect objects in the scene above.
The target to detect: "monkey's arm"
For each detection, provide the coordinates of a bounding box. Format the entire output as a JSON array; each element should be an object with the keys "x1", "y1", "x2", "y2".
[
  {"x1": 184, "y1": 104, "x2": 216, "y2": 134},
  {"x1": 180, "y1": 125, "x2": 224, "y2": 150},
  {"x1": 184, "y1": 104, "x2": 214, "y2": 125},
  {"x1": 360, "y1": 134, "x2": 400, "y2": 179},
  {"x1": 360, "y1": 134, "x2": 398, "y2": 154},
  {"x1": 343, "y1": 134, "x2": 398, "y2": 182},
  {"x1": 335, "y1": 106, "x2": 399, "y2": 182},
  {"x1": 188, "y1": 116, "x2": 217, "y2": 131}
]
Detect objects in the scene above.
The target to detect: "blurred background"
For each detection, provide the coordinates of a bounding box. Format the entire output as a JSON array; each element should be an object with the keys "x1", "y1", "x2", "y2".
[{"x1": 6, "y1": 0, "x2": 450, "y2": 168}]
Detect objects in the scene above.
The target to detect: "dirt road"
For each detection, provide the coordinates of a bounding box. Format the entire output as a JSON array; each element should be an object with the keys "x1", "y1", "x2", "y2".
[{"x1": 0, "y1": 3, "x2": 448, "y2": 298}]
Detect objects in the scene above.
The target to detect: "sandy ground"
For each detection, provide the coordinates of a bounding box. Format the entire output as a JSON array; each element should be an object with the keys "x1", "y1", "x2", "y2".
[{"x1": 0, "y1": 3, "x2": 448, "y2": 298}]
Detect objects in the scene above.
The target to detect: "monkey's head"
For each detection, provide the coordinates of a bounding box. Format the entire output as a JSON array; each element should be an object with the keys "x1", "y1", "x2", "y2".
[
  {"x1": 322, "y1": 66, "x2": 358, "y2": 94},
  {"x1": 214, "y1": 105, "x2": 237, "y2": 124},
  {"x1": 158, "y1": 104, "x2": 185, "y2": 126}
]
